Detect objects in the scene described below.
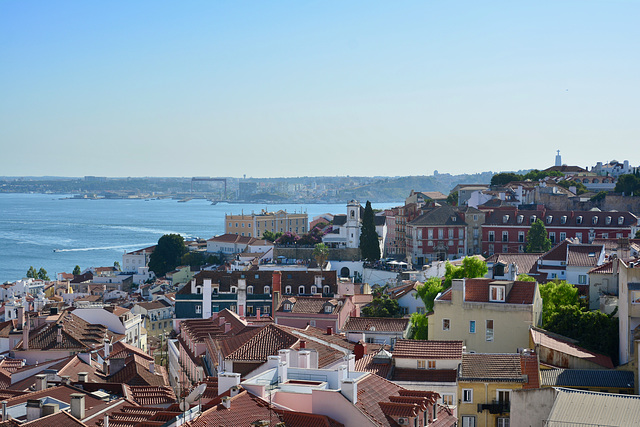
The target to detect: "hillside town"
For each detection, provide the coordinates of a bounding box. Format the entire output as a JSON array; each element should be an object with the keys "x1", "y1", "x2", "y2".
[{"x1": 4, "y1": 156, "x2": 640, "y2": 426}]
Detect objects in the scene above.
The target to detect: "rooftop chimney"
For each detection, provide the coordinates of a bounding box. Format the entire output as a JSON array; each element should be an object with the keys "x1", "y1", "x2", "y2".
[
  {"x1": 224, "y1": 322, "x2": 231, "y2": 333},
  {"x1": 42, "y1": 403, "x2": 59, "y2": 416},
  {"x1": 221, "y1": 396, "x2": 231, "y2": 409},
  {"x1": 278, "y1": 361, "x2": 288, "y2": 384},
  {"x1": 56, "y1": 324, "x2": 63, "y2": 344},
  {"x1": 35, "y1": 374, "x2": 47, "y2": 391},
  {"x1": 77, "y1": 372, "x2": 88, "y2": 383},
  {"x1": 298, "y1": 350, "x2": 311, "y2": 369},
  {"x1": 70, "y1": 394, "x2": 85, "y2": 420},
  {"x1": 17, "y1": 306, "x2": 24, "y2": 331},
  {"x1": 26, "y1": 399, "x2": 43, "y2": 422},
  {"x1": 104, "y1": 339, "x2": 110, "y2": 358},
  {"x1": 61, "y1": 376, "x2": 71, "y2": 385},
  {"x1": 272, "y1": 271, "x2": 281, "y2": 317},
  {"x1": 104, "y1": 414, "x2": 109, "y2": 427},
  {"x1": 149, "y1": 362, "x2": 155, "y2": 374},
  {"x1": 2, "y1": 401, "x2": 7, "y2": 422},
  {"x1": 217, "y1": 372, "x2": 241, "y2": 396},
  {"x1": 299, "y1": 340, "x2": 306, "y2": 349},
  {"x1": 341, "y1": 378, "x2": 358, "y2": 404},
  {"x1": 256, "y1": 308, "x2": 261, "y2": 319},
  {"x1": 353, "y1": 342, "x2": 365, "y2": 361},
  {"x1": 22, "y1": 314, "x2": 29, "y2": 350}
]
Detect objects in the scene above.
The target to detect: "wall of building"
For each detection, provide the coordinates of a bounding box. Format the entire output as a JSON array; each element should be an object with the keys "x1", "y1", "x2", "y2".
[
  {"x1": 274, "y1": 247, "x2": 362, "y2": 262},
  {"x1": 458, "y1": 381, "x2": 522, "y2": 427},
  {"x1": 394, "y1": 358, "x2": 459, "y2": 370},
  {"x1": 510, "y1": 387, "x2": 557, "y2": 427}
]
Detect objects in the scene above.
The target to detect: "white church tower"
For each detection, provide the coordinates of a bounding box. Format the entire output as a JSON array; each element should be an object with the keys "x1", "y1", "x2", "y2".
[{"x1": 346, "y1": 200, "x2": 361, "y2": 248}]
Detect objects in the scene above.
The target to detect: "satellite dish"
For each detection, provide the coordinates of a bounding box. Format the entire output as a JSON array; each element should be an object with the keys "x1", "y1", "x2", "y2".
[{"x1": 180, "y1": 383, "x2": 208, "y2": 410}]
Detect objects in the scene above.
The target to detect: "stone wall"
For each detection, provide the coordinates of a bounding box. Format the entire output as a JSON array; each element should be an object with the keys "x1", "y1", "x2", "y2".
[{"x1": 274, "y1": 247, "x2": 362, "y2": 261}]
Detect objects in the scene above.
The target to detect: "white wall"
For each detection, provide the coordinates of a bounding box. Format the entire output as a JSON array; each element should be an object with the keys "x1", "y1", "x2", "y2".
[
  {"x1": 394, "y1": 358, "x2": 460, "y2": 370},
  {"x1": 73, "y1": 308, "x2": 126, "y2": 334}
]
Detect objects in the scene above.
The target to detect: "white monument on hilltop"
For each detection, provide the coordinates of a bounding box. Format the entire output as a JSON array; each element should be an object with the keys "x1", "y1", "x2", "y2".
[{"x1": 555, "y1": 150, "x2": 562, "y2": 167}]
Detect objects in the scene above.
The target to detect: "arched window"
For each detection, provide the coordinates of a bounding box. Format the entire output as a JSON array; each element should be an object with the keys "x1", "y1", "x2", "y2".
[
  {"x1": 340, "y1": 267, "x2": 350, "y2": 277},
  {"x1": 285, "y1": 286, "x2": 292, "y2": 294},
  {"x1": 298, "y1": 285, "x2": 305, "y2": 294},
  {"x1": 619, "y1": 216, "x2": 625, "y2": 225},
  {"x1": 247, "y1": 286, "x2": 253, "y2": 294},
  {"x1": 231, "y1": 286, "x2": 237, "y2": 293},
  {"x1": 311, "y1": 286, "x2": 317, "y2": 294},
  {"x1": 323, "y1": 285, "x2": 330, "y2": 295},
  {"x1": 264, "y1": 286, "x2": 270, "y2": 294}
]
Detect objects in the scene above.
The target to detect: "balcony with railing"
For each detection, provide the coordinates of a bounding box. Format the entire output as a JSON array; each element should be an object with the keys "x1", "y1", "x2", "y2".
[{"x1": 477, "y1": 400, "x2": 510, "y2": 414}]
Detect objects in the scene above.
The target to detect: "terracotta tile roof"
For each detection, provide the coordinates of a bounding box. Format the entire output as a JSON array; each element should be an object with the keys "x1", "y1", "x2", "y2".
[
  {"x1": 408, "y1": 205, "x2": 466, "y2": 227},
  {"x1": 101, "y1": 341, "x2": 154, "y2": 361},
  {"x1": 206, "y1": 234, "x2": 258, "y2": 244},
  {"x1": 541, "y1": 240, "x2": 570, "y2": 262},
  {"x1": 10, "y1": 355, "x2": 106, "y2": 391},
  {"x1": 187, "y1": 390, "x2": 278, "y2": 427},
  {"x1": 354, "y1": 353, "x2": 392, "y2": 379},
  {"x1": 437, "y1": 278, "x2": 537, "y2": 305},
  {"x1": 223, "y1": 324, "x2": 298, "y2": 362},
  {"x1": 276, "y1": 296, "x2": 345, "y2": 314},
  {"x1": 354, "y1": 374, "x2": 404, "y2": 426},
  {"x1": 567, "y1": 245, "x2": 604, "y2": 267},
  {"x1": 431, "y1": 406, "x2": 458, "y2": 427},
  {"x1": 589, "y1": 261, "x2": 614, "y2": 274},
  {"x1": 485, "y1": 253, "x2": 543, "y2": 275},
  {"x1": 278, "y1": 411, "x2": 344, "y2": 427},
  {"x1": 460, "y1": 353, "x2": 526, "y2": 383},
  {"x1": 21, "y1": 409, "x2": 88, "y2": 427},
  {"x1": 393, "y1": 340, "x2": 463, "y2": 359},
  {"x1": 124, "y1": 385, "x2": 176, "y2": 406},
  {"x1": 391, "y1": 368, "x2": 457, "y2": 383},
  {"x1": 378, "y1": 401, "x2": 419, "y2": 417},
  {"x1": 342, "y1": 317, "x2": 410, "y2": 333},
  {"x1": 108, "y1": 354, "x2": 169, "y2": 387},
  {"x1": 521, "y1": 352, "x2": 540, "y2": 389},
  {"x1": 530, "y1": 327, "x2": 614, "y2": 369},
  {"x1": 97, "y1": 404, "x2": 183, "y2": 427},
  {"x1": 134, "y1": 300, "x2": 171, "y2": 311},
  {"x1": 0, "y1": 358, "x2": 25, "y2": 373},
  {"x1": 387, "y1": 282, "x2": 420, "y2": 300}
]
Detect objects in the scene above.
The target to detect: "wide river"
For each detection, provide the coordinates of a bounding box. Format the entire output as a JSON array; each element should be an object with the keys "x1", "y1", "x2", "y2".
[{"x1": 0, "y1": 193, "x2": 399, "y2": 283}]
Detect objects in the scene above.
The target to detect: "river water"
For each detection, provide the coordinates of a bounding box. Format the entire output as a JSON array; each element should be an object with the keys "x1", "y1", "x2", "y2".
[{"x1": 0, "y1": 193, "x2": 399, "y2": 282}]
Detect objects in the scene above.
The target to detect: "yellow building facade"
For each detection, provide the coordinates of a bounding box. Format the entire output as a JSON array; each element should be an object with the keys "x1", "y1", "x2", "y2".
[{"x1": 225, "y1": 210, "x2": 308, "y2": 238}]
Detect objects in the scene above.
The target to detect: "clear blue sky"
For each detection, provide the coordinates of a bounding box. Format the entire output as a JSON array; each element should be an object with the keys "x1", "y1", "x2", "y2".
[{"x1": 1, "y1": 1, "x2": 638, "y2": 177}]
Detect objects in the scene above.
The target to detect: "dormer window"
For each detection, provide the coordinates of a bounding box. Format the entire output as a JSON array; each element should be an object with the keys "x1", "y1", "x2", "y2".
[
  {"x1": 264, "y1": 286, "x2": 270, "y2": 294},
  {"x1": 324, "y1": 305, "x2": 333, "y2": 313},
  {"x1": 502, "y1": 215, "x2": 509, "y2": 224},
  {"x1": 561, "y1": 216, "x2": 567, "y2": 224},
  {"x1": 530, "y1": 215, "x2": 537, "y2": 224},
  {"x1": 231, "y1": 286, "x2": 237, "y2": 293},
  {"x1": 490, "y1": 285, "x2": 505, "y2": 302},
  {"x1": 285, "y1": 286, "x2": 292, "y2": 294},
  {"x1": 298, "y1": 285, "x2": 305, "y2": 294},
  {"x1": 323, "y1": 285, "x2": 330, "y2": 295},
  {"x1": 592, "y1": 216, "x2": 598, "y2": 225},
  {"x1": 618, "y1": 216, "x2": 624, "y2": 225},
  {"x1": 283, "y1": 303, "x2": 292, "y2": 311},
  {"x1": 247, "y1": 286, "x2": 253, "y2": 294},
  {"x1": 195, "y1": 286, "x2": 202, "y2": 295},
  {"x1": 546, "y1": 216, "x2": 552, "y2": 224},
  {"x1": 517, "y1": 215, "x2": 523, "y2": 224},
  {"x1": 576, "y1": 216, "x2": 583, "y2": 225},
  {"x1": 606, "y1": 216, "x2": 612, "y2": 225}
]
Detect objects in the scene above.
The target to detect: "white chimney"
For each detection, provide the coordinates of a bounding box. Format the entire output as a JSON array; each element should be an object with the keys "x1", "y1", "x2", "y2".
[
  {"x1": 104, "y1": 414, "x2": 109, "y2": 427},
  {"x1": 237, "y1": 279, "x2": 247, "y2": 318},
  {"x1": 77, "y1": 372, "x2": 88, "y2": 383},
  {"x1": 202, "y1": 279, "x2": 212, "y2": 319},
  {"x1": 278, "y1": 361, "x2": 288, "y2": 384},
  {"x1": 149, "y1": 362, "x2": 155, "y2": 374},
  {"x1": 22, "y1": 314, "x2": 29, "y2": 350},
  {"x1": 2, "y1": 401, "x2": 7, "y2": 421},
  {"x1": 278, "y1": 349, "x2": 290, "y2": 367},
  {"x1": 298, "y1": 350, "x2": 311, "y2": 369},
  {"x1": 221, "y1": 396, "x2": 231, "y2": 409},
  {"x1": 338, "y1": 365, "x2": 348, "y2": 381},
  {"x1": 70, "y1": 394, "x2": 85, "y2": 420},
  {"x1": 347, "y1": 354, "x2": 355, "y2": 372},
  {"x1": 341, "y1": 378, "x2": 358, "y2": 404},
  {"x1": 267, "y1": 355, "x2": 280, "y2": 369},
  {"x1": 217, "y1": 372, "x2": 241, "y2": 396},
  {"x1": 35, "y1": 374, "x2": 47, "y2": 391},
  {"x1": 104, "y1": 339, "x2": 110, "y2": 358}
]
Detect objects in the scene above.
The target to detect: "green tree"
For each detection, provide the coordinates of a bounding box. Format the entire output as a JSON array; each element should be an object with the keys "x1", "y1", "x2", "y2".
[
  {"x1": 491, "y1": 172, "x2": 523, "y2": 186},
  {"x1": 181, "y1": 251, "x2": 206, "y2": 267},
  {"x1": 313, "y1": 243, "x2": 329, "y2": 267},
  {"x1": 443, "y1": 257, "x2": 488, "y2": 289},
  {"x1": 37, "y1": 268, "x2": 50, "y2": 281},
  {"x1": 635, "y1": 230, "x2": 640, "y2": 239},
  {"x1": 516, "y1": 274, "x2": 536, "y2": 282},
  {"x1": 26, "y1": 266, "x2": 38, "y2": 279},
  {"x1": 539, "y1": 280, "x2": 580, "y2": 325},
  {"x1": 361, "y1": 294, "x2": 401, "y2": 318},
  {"x1": 359, "y1": 201, "x2": 381, "y2": 261},
  {"x1": 73, "y1": 265, "x2": 81, "y2": 275},
  {"x1": 148, "y1": 234, "x2": 187, "y2": 278},
  {"x1": 558, "y1": 179, "x2": 588, "y2": 195},
  {"x1": 446, "y1": 191, "x2": 458, "y2": 206},
  {"x1": 522, "y1": 170, "x2": 564, "y2": 181},
  {"x1": 526, "y1": 219, "x2": 552, "y2": 253},
  {"x1": 590, "y1": 191, "x2": 607, "y2": 202},
  {"x1": 410, "y1": 313, "x2": 429, "y2": 340},
  {"x1": 114, "y1": 261, "x2": 121, "y2": 271},
  {"x1": 262, "y1": 230, "x2": 283, "y2": 242},
  {"x1": 614, "y1": 174, "x2": 640, "y2": 195}
]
